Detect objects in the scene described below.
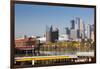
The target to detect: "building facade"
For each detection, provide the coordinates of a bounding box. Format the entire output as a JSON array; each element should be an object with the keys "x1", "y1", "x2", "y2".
[
  {"x1": 46, "y1": 25, "x2": 59, "y2": 43},
  {"x1": 65, "y1": 18, "x2": 86, "y2": 41},
  {"x1": 15, "y1": 36, "x2": 36, "y2": 56}
]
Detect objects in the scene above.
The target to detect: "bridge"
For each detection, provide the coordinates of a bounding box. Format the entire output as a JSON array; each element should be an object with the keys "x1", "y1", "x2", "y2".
[
  {"x1": 14, "y1": 52, "x2": 95, "y2": 67},
  {"x1": 15, "y1": 55, "x2": 77, "y2": 62}
]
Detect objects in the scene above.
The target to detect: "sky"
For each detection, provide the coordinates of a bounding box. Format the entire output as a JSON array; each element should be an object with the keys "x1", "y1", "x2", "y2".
[{"x1": 15, "y1": 4, "x2": 94, "y2": 38}]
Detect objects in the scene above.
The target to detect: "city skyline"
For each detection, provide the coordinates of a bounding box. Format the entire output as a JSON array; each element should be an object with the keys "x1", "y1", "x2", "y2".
[{"x1": 15, "y1": 4, "x2": 94, "y2": 38}]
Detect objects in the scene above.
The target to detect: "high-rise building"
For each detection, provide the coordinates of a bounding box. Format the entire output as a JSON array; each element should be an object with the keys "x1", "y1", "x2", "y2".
[
  {"x1": 91, "y1": 31, "x2": 94, "y2": 42},
  {"x1": 76, "y1": 18, "x2": 85, "y2": 39},
  {"x1": 70, "y1": 20, "x2": 75, "y2": 29},
  {"x1": 66, "y1": 19, "x2": 78, "y2": 41},
  {"x1": 70, "y1": 29, "x2": 77, "y2": 41},
  {"x1": 85, "y1": 24, "x2": 94, "y2": 41},
  {"x1": 46, "y1": 25, "x2": 59, "y2": 43},
  {"x1": 52, "y1": 28, "x2": 59, "y2": 42},
  {"x1": 86, "y1": 24, "x2": 91, "y2": 39},
  {"x1": 70, "y1": 19, "x2": 78, "y2": 30},
  {"x1": 65, "y1": 27, "x2": 70, "y2": 39},
  {"x1": 66, "y1": 18, "x2": 85, "y2": 41},
  {"x1": 90, "y1": 24, "x2": 94, "y2": 41},
  {"x1": 70, "y1": 18, "x2": 79, "y2": 40},
  {"x1": 46, "y1": 25, "x2": 51, "y2": 42}
]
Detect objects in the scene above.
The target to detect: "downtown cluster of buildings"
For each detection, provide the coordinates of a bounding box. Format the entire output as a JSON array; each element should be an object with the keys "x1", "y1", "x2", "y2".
[
  {"x1": 44, "y1": 17, "x2": 94, "y2": 43},
  {"x1": 65, "y1": 17, "x2": 94, "y2": 41},
  {"x1": 15, "y1": 17, "x2": 95, "y2": 46},
  {"x1": 15, "y1": 17, "x2": 94, "y2": 55}
]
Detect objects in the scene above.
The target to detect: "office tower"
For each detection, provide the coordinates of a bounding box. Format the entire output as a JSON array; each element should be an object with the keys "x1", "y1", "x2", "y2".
[
  {"x1": 69, "y1": 19, "x2": 79, "y2": 41},
  {"x1": 65, "y1": 27, "x2": 70, "y2": 39},
  {"x1": 68, "y1": 19, "x2": 76, "y2": 41},
  {"x1": 67, "y1": 18, "x2": 86, "y2": 41},
  {"x1": 91, "y1": 31, "x2": 94, "y2": 42},
  {"x1": 86, "y1": 24, "x2": 94, "y2": 41},
  {"x1": 86, "y1": 24, "x2": 91, "y2": 39},
  {"x1": 71, "y1": 19, "x2": 78, "y2": 30},
  {"x1": 90, "y1": 24, "x2": 94, "y2": 35},
  {"x1": 71, "y1": 20, "x2": 75, "y2": 29},
  {"x1": 70, "y1": 29, "x2": 77, "y2": 41},
  {"x1": 90, "y1": 24, "x2": 94, "y2": 41},
  {"x1": 46, "y1": 25, "x2": 51, "y2": 42},
  {"x1": 52, "y1": 28, "x2": 59, "y2": 42},
  {"x1": 46, "y1": 25, "x2": 59, "y2": 43},
  {"x1": 76, "y1": 18, "x2": 85, "y2": 39}
]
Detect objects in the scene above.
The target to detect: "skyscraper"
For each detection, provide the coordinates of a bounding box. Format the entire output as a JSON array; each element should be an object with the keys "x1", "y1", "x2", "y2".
[
  {"x1": 90, "y1": 24, "x2": 94, "y2": 41},
  {"x1": 70, "y1": 18, "x2": 80, "y2": 40},
  {"x1": 85, "y1": 24, "x2": 94, "y2": 41},
  {"x1": 70, "y1": 29, "x2": 77, "y2": 41},
  {"x1": 46, "y1": 25, "x2": 51, "y2": 42},
  {"x1": 76, "y1": 18, "x2": 85, "y2": 39},
  {"x1": 70, "y1": 19, "x2": 78, "y2": 30},
  {"x1": 46, "y1": 25, "x2": 59, "y2": 43},
  {"x1": 66, "y1": 17, "x2": 85, "y2": 41},
  {"x1": 86, "y1": 24, "x2": 91, "y2": 39},
  {"x1": 70, "y1": 20, "x2": 75, "y2": 29},
  {"x1": 65, "y1": 27, "x2": 70, "y2": 39}
]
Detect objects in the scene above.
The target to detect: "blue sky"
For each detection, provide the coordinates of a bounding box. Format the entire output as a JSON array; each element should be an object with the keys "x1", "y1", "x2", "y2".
[{"x1": 15, "y1": 4, "x2": 94, "y2": 38}]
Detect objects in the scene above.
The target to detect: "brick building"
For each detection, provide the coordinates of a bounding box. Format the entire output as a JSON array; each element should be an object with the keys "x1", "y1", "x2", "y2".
[{"x1": 15, "y1": 36, "x2": 36, "y2": 56}]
